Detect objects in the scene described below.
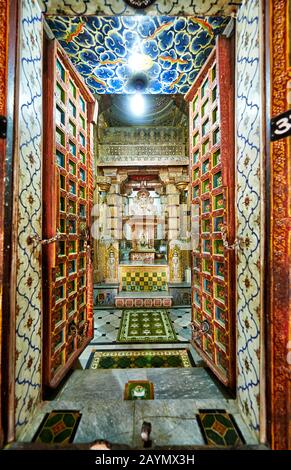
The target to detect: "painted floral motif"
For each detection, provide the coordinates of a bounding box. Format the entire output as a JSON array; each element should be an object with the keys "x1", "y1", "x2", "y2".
[
  {"x1": 236, "y1": 0, "x2": 262, "y2": 437},
  {"x1": 15, "y1": 0, "x2": 43, "y2": 436},
  {"x1": 46, "y1": 15, "x2": 229, "y2": 94}
]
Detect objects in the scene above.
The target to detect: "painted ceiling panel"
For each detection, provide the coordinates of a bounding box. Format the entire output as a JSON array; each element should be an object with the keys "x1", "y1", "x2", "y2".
[
  {"x1": 41, "y1": 0, "x2": 241, "y2": 16},
  {"x1": 46, "y1": 15, "x2": 229, "y2": 94}
]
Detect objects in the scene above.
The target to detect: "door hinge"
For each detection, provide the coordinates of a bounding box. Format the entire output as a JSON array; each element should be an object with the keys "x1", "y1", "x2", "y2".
[
  {"x1": 29, "y1": 230, "x2": 62, "y2": 245},
  {"x1": 0, "y1": 115, "x2": 7, "y2": 139}
]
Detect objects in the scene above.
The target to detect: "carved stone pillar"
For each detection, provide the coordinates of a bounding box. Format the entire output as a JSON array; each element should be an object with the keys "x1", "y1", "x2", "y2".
[
  {"x1": 94, "y1": 176, "x2": 112, "y2": 283},
  {"x1": 166, "y1": 183, "x2": 180, "y2": 241},
  {"x1": 175, "y1": 175, "x2": 189, "y2": 201},
  {"x1": 175, "y1": 175, "x2": 190, "y2": 241},
  {"x1": 96, "y1": 175, "x2": 111, "y2": 193}
]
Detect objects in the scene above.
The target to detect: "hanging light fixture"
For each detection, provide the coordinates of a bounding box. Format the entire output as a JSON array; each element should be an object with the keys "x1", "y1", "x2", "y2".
[{"x1": 130, "y1": 92, "x2": 145, "y2": 116}]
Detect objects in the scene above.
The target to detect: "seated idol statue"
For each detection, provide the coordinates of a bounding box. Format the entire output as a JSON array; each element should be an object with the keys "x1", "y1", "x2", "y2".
[
  {"x1": 138, "y1": 231, "x2": 148, "y2": 249},
  {"x1": 130, "y1": 189, "x2": 157, "y2": 216}
]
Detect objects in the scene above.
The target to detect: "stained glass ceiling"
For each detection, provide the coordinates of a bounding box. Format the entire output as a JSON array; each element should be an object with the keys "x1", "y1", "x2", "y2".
[{"x1": 46, "y1": 15, "x2": 230, "y2": 94}]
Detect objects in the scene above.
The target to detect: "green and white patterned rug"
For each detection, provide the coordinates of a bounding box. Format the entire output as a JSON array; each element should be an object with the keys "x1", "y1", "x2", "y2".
[
  {"x1": 117, "y1": 309, "x2": 178, "y2": 343},
  {"x1": 86, "y1": 349, "x2": 193, "y2": 369}
]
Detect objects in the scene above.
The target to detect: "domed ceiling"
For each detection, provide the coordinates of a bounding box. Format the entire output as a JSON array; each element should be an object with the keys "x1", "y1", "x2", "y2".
[
  {"x1": 46, "y1": 15, "x2": 230, "y2": 94},
  {"x1": 98, "y1": 94, "x2": 188, "y2": 126}
]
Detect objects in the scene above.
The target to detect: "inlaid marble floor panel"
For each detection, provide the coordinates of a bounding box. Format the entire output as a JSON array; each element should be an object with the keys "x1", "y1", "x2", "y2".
[
  {"x1": 78, "y1": 343, "x2": 203, "y2": 370},
  {"x1": 17, "y1": 302, "x2": 258, "y2": 448},
  {"x1": 18, "y1": 397, "x2": 258, "y2": 447},
  {"x1": 78, "y1": 307, "x2": 193, "y2": 369},
  {"x1": 90, "y1": 307, "x2": 191, "y2": 345}
]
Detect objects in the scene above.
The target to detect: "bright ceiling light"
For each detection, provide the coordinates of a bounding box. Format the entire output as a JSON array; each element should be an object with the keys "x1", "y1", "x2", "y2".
[
  {"x1": 130, "y1": 93, "x2": 145, "y2": 116},
  {"x1": 128, "y1": 52, "x2": 153, "y2": 72}
]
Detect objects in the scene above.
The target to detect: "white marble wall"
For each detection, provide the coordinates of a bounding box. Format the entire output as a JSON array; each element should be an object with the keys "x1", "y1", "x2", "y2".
[
  {"x1": 235, "y1": 0, "x2": 264, "y2": 439},
  {"x1": 15, "y1": 0, "x2": 43, "y2": 437}
]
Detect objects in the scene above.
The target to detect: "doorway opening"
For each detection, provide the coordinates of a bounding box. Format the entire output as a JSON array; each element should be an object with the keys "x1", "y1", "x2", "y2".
[{"x1": 13, "y1": 8, "x2": 262, "y2": 449}]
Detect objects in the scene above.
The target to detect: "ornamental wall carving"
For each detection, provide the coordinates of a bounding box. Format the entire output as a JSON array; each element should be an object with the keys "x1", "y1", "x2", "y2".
[
  {"x1": 98, "y1": 126, "x2": 188, "y2": 166},
  {"x1": 99, "y1": 126, "x2": 186, "y2": 145},
  {"x1": 98, "y1": 144, "x2": 188, "y2": 166}
]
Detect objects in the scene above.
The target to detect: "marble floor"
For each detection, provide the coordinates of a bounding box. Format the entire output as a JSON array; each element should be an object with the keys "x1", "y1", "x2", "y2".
[
  {"x1": 58, "y1": 368, "x2": 231, "y2": 401},
  {"x1": 18, "y1": 395, "x2": 258, "y2": 448},
  {"x1": 90, "y1": 307, "x2": 191, "y2": 344},
  {"x1": 77, "y1": 307, "x2": 194, "y2": 369},
  {"x1": 16, "y1": 306, "x2": 259, "y2": 448}
]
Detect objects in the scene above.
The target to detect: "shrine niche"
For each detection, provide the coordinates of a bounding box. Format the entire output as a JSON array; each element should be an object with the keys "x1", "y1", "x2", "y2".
[
  {"x1": 121, "y1": 175, "x2": 167, "y2": 264},
  {"x1": 169, "y1": 244, "x2": 183, "y2": 283},
  {"x1": 105, "y1": 243, "x2": 118, "y2": 283},
  {"x1": 127, "y1": 188, "x2": 158, "y2": 263},
  {"x1": 94, "y1": 159, "x2": 191, "y2": 310}
]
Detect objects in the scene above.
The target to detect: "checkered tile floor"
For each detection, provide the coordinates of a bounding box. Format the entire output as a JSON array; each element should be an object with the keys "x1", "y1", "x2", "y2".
[
  {"x1": 121, "y1": 271, "x2": 168, "y2": 292},
  {"x1": 91, "y1": 307, "x2": 191, "y2": 344}
]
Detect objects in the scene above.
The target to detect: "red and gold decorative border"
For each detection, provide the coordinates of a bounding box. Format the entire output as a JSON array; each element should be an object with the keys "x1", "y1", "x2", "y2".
[
  {"x1": 0, "y1": 0, "x2": 8, "y2": 115},
  {"x1": 0, "y1": 0, "x2": 8, "y2": 312},
  {"x1": 269, "y1": 0, "x2": 291, "y2": 450},
  {"x1": 0, "y1": 0, "x2": 8, "y2": 447}
]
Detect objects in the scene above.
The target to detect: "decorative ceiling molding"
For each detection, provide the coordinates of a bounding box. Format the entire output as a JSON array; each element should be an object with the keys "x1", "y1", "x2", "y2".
[
  {"x1": 99, "y1": 126, "x2": 186, "y2": 144},
  {"x1": 46, "y1": 15, "x2": 229, "y2": 94},
  {"x1": 97, "y1": 125, "x2": 188, "y2": 166},
  {"x1": 40, "y1": 1, "x2": 241, "y2": 16}
]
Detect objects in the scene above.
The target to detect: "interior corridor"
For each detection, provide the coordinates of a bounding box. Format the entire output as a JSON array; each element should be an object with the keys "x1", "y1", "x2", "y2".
[{"x1": 1, "y1": 0, "x2": 290, "y2": 453}]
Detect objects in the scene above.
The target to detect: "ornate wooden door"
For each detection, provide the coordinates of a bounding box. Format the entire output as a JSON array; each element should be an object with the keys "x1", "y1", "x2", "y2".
[
  {"x1": 42, "y1": 35, "x2": 96, "y2": 388},
  {"x1": 185, "y1": 36, "x2": 235, "y2": 388}
]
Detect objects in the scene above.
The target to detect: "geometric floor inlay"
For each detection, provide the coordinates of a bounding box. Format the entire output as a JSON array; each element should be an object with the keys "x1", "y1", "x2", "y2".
[
  {"x1": 86, "y1": 349, "x2": 193, "y2": 369},
  {"x1": 117, "y1": 309, "x2": 177, "y2": 343},
  {"x1": 32, "y1": 411, "x2": 81, "y2": 443},
  {"x1": 124, "y1": 380, "x2": 154, "y2": 400},
  {"x1": 91, "y1": 307, "x2": 191, "y2": 344},
  {"x1": 197, "y1": 410, "x2": 245, "y2": 446}
]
